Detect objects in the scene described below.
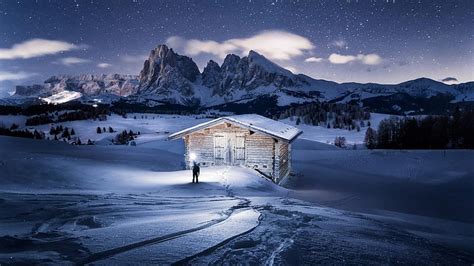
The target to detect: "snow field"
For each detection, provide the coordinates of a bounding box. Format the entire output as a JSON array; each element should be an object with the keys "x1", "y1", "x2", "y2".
[
  {"x1": 0, "y1": 112, "x2": 388, "y2": 146},
  {"x1": 0, "y1": 112, "x2": 473, "y2": 264}
]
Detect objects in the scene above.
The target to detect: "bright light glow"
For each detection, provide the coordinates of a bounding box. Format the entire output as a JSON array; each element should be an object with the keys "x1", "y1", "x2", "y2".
[{"x1": 189, "y1": 152, "x2": 197, "y2": 161}]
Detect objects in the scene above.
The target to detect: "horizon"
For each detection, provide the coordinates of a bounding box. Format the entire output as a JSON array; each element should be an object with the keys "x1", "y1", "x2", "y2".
[{"x1": 1, "y1": 0, "x2": 473, "y2": 97}]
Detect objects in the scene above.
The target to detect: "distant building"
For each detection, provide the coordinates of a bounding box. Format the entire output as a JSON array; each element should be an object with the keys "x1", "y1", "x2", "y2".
[{"x1": 169, "y1": 114, "x2": 302, "y2": 183}]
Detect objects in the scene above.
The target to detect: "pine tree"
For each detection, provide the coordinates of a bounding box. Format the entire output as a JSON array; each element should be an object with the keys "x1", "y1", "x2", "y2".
[
  {"x1": 61, "y1": 128, "x2": 70, "y2": 139},
  {"x1": 334, "y1": 136, "x2": 346, "y2": 148},
  {"x1": 364, "y1": 127, "x2": 377, "y2": 149},
  {"x1": 97, "y1": 127, "x2": 102, "y2": 134},
  {"x1": 115, "y1": 130, "x2": 131, "y2": 145},
  {"x1": 108, "y1": 126, "x2": 114, "y2": 133},
  {"x1": 70, "y1": 128, "x2": 75, "y2": 135},
  {"x1": 33, "y1": 130, "x2": 40, "y2": 139},
  {"x1": 296, "y1": 117, "x2": 301, "y2": 125}
]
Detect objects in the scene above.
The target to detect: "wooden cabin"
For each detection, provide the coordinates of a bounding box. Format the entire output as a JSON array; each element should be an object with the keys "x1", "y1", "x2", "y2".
[{"x1": 168, "y1": 114, "x2": 302, "y2": 183}]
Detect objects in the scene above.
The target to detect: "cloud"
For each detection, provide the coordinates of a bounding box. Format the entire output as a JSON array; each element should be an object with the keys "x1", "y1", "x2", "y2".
[
  {"x1": 0, "y1": 39, "x2": 81, "y2": 60},
  {"x1": 53, "y1": 57, "x2": 90, "y2": 66},
  {"x1": 305, "y1": 57, "x2": 324, "y2": 63},
  {"x1": 121, "y1": 54, "x2": 148, "y2": 63},
  {"x1": 97, "y1": 63, "x2": 112, "y2": 68},
  {"x1": 328, "y1": 53, "x2": 382, "y2": 65},
  {"x1": 331, "y1": 40, "x2": 348, "y2": 49},
  {"x1": 360, "y1": 54, "x2": 382, "y2": 65},
  {"x1": 441, "y1": 77, "x2": 459, "y2": 85},
  {"x1": 328, "y1": 53, "x2": 357, "y2": 64},
  {"x1": 0, "y1": 71, "x2": 36, "y2": 81},
  {"x1": 166, "y1": 30, "x2": 315, "y2": 61}
]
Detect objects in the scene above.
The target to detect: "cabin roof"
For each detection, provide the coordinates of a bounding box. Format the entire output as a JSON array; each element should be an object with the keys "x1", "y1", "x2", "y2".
[{"x1": 169, "y1": 114, "x2": 302, "y2": 142}]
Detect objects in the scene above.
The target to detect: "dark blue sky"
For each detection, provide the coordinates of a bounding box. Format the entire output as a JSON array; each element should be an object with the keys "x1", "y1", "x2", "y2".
[{"x1": 0, "y1": 0, "x2": 473, "y2": 96}]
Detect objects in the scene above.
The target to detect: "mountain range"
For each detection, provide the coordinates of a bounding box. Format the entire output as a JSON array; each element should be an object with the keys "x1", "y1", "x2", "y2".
[{"x1": 5, "y1": 44, "x2": 474, "y2": 114}]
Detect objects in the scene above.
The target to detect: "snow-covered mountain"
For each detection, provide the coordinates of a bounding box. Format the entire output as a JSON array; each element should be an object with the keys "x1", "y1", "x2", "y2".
[
  {"x1": 133, "y1": 45, "x2": 474, "y2": 109},
  {"x1": 134, "y1": 45, "x2": 333, "y2": 106},
  {"x1": 11, "y1": 74, "x2": 139, "y2": 104},
  {"x1": 5, "y1": 44, "x2": 474, "y2": 112}
]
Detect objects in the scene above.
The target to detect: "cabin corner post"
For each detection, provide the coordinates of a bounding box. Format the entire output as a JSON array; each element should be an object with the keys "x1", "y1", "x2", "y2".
[
  {"x1": 288, "y1": 143, "x2": 292, "y2": 176},
  {"x1": 273, "y1": 139, "x2": 281, "y2": 182},
  {"x1": 184, "y1": 135, "x2": 190, "y2": 169}
]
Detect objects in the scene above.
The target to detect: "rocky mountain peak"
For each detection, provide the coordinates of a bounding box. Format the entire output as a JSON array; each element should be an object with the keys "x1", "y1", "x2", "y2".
[
  {"x1": 202, "y1": 60, "x2": 223, "y2": 96},
  {"x1": 204, "y1": 60, "x2": 220, "y2": 71},
  {"x1": 246, "y1": 50, "x2": 293, "y2": 77},
  {"x1": 247, "y1": 50, "x2": 260, "y2": 59},
  {"x1": 138, "y1": 44, "x2": 200, "y2": 92},
  {"x1": 221, "y1": 54, "x2": 241, "y2": 72}
]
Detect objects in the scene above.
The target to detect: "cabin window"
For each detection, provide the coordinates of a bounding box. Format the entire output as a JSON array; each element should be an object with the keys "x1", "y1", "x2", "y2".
[
  {"x1": 263, "y1": 165, "x2": 268, "y2": 169},
  {"x1": 225, "y1": 122, "x2": 231, "y2": 128}
]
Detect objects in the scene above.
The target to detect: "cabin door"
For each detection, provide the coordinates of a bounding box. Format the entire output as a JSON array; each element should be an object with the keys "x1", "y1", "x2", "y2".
[
  {"x1": 213, "y1": 134, "x2": 227, "y2": 165},
  {"x1": 214, "y1": 133, "x2": 245, "y2": 166},
  {"x1": 233, "y1": 135, "x2": 246, "y2": 165}
]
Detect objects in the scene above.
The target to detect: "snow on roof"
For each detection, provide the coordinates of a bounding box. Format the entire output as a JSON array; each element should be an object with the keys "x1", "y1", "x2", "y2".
[{"x1": 169, "y1": 114, "x2": 302, "y2": 142}]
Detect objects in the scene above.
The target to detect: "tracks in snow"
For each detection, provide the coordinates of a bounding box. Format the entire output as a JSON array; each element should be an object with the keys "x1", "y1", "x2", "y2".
[{"x1": 77, "y1": 167, "x2": 259, "y2": 265}]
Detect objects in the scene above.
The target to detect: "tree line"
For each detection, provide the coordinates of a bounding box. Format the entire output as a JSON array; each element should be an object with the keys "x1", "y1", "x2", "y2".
[
  {"x1": 26, "y1": 109, "x2": 109, "y2": 126},
  {"x1": 0, "y1": 123, "x2": 44, "y2": 139},
  {"x1": 276, "y1": 102, "x2": 371, "y2": 131},
  {"x1": 364, "y1": 109, "x2": 474, "y2": 149}
]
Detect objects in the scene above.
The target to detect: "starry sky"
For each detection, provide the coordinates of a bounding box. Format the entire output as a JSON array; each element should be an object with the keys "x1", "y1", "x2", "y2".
[{"x1": 0, "y1": 0, "x2": 473, "y2": 97}]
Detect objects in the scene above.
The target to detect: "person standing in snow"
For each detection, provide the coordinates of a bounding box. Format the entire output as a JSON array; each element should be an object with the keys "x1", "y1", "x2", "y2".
[{"x1": 192, "y1": 161, "x2": 200, "y2": 183}]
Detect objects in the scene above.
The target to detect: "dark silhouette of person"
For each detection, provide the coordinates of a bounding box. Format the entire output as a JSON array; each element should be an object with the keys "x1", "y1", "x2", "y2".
[{"x1": 192, "y1": 161, "x2": 200, "y2": 183}]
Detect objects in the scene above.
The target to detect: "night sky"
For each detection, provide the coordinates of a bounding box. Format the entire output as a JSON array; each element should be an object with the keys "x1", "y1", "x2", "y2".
[{"x1": 0, "y1": 0, "x2": 473, "y2": 97}]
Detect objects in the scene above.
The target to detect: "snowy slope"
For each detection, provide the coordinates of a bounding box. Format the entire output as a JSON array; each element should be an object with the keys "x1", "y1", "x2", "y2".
[
  {"x1": 281, "y1": 113, "x2": 390, "y2": 145},
  {"x1": 0, "y1": 112, "x2": 386, "y2": 146},
  {"x1": 0, "y1": 135, "x2": 472, "y2": 264}
]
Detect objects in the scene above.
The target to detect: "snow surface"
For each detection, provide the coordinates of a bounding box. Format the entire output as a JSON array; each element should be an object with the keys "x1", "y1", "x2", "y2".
[
  {"x1": 0, "y1": 114, "x2": 473, "y2": 264},
  {"x1": 282, "y1": 113, "x2": 389, "y2": 145},
  {"x1": 40, "y1": 90, "x2": 82, "y2": 104}
]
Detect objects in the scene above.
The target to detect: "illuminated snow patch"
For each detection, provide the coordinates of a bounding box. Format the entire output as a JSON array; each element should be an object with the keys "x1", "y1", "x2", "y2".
[{"x1": 41, "y1": 90, "x2": 82, "y2": 104}]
